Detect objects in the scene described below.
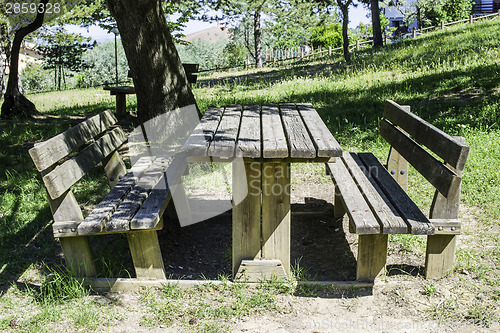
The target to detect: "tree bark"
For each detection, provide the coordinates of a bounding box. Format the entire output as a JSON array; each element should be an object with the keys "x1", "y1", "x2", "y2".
[
  {"x1": 0, "y1": 0, "x2": 48, "y2": 119},
  {"x1": 371, "y1": 0, "x2": 383, "y2": 47},
  {"x1": 254, "y1": 10, "x2": 263, "y2": 68},
  {"x1": 337, "y1": 0, "x2": 352, "y2": 63},
  {"x1": 0, "y1": 53, "x2": 5, "y2": 99},
  {"x1": 106, "y1": 0, "x2": 199, "y2": 124}
]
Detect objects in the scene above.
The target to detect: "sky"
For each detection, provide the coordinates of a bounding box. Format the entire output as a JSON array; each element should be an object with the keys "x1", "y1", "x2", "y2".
[{"x1": 68, "y1": 4, "x2": 371, "y2": 43}]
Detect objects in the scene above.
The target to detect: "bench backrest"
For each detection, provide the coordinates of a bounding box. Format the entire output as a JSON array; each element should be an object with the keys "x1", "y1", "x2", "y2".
[
  {"x1": 381, "y1": 100, "x2": 469, "y2": 202},
  {"x1": 29, "y1": 110, "x2": 128, "y2": 224}
]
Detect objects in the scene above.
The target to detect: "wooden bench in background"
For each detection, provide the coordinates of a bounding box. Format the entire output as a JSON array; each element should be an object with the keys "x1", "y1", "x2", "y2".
[
  {"x1": 104, "y1": 64, "x2": 199, "y2": 118},
  {"x1": 326, "y1": 100, "x2": 469, "y2": 281},
  {"x1": 29, "y1": 110, "x2": 189, "y2": 279}
]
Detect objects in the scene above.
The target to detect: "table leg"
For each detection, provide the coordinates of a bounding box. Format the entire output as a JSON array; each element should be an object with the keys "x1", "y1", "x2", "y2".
[
  {"x1": 232, "y1": 162, "x2": 261, "y2": 278},
  {"x1": 262, "y1": 162, "x2": 291, "y2": 276},
  {"x1": 115, "y1": 94, "x2": 127, "y2": 118}
]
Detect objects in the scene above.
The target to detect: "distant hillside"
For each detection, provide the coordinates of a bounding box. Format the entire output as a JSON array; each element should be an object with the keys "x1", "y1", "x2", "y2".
[{"x1": 181, "y1": 27, "x2": 231, "y2": 43}]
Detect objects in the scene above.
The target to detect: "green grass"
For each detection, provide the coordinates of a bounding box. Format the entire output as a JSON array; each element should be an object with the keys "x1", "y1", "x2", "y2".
[{"x1": 0, "y1": 17, "x2": 499, "y2": 331}]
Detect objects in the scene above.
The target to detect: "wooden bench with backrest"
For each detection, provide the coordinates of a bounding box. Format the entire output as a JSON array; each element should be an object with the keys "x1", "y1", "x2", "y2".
[
  {"x1": 326, "y1": 100, "x2": 469, "y2": 281},
  {"x1": 29, "y1": 110, "x2": 189, "y2": 279}
]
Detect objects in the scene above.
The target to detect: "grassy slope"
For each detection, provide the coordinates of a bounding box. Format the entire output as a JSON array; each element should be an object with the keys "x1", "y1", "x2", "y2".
[{"x1": 0, "y1": 18, "x2": 499, "y2": 331}]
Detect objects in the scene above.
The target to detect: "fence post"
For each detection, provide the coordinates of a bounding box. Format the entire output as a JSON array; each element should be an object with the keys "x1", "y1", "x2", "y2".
[
  {"x1": 356, "y1": 40, "x2": 360, "y2": 51},
  {"x1": 328, "y1": 46, "x2": 332, "y2": 56},
  {"x1": 413, "y1": 29, "x2": 417, "y2": 38},
  {"x1": 469, "y1": 15, "x2": 473, "y2": 24},
  {"x1": 441, "y1": 21, "x2": 445, "y2": 29}
]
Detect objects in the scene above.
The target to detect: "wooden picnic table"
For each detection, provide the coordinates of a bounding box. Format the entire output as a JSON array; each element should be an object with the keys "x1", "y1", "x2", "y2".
[
  {"x1": 103, "y1": 85, "x2": 136, "y2": 118},
  {"x1": 104, "y1": 64, "x2": 199, "y2": 118},
  {"x1": 181, "y1": 103, "x2": 342, "y2": 282}
]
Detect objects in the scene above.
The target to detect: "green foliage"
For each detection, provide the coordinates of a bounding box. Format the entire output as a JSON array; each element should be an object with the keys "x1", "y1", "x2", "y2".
[
  {"x1": 426, "y1": 0, "x2": 474, "y2": 25},
  {"x1": 309, "y1": 23, "x2": 343, "y2": 49},
  {"x1": 177, "y1": 38, "x2": 229, "y2": 70},
  {"x1": 79, "y1": 40, "x2": 129, "y2": 87},
  {"x1": 20, "y1": 63, "x2": 52, "y2": 92},
  {"x1": 222, "y1": 41, "x2": 248, "y2": 67}
]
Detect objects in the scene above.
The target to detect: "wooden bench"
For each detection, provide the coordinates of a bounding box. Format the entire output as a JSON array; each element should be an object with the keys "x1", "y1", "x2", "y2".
[
  {"x1": 29, "y1": 110, "x2": 188, "y2": 279},
  {"x1": 326, "y1": 100, "x2": 469, "y2": 281}
]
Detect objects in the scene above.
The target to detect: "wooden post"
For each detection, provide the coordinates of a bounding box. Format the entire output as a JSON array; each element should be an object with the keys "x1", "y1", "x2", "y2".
[
  {"x1": 469, "y1": 15, "x2": 473, "y2": 24},
  {"x1": 356, "y1": 40, "x2": 360, "y2": 51},
  {"x1": 49, "y1": 190, "x2": 97, "y2": 277},
  {"x1": 127, "y1": 229, "x2": 166, "y2": 279},
  {"x1": 386, "y1": 147, "x2": 409, "y2": 191},
  {"x1": 425, "y1": 137, "x2": 465, "y2": 279},
  {"x1": 328, "y1": 46, "x2": 332, "y2": 56},
  {"x1": 357, "y1": 234, "x2": 388, "y2": 281},
  {"x1": 232, "y1": 162, "x2": 262, "y2": 279},
  {"x1": 441, "y1": 21, "x2": 445, "y2": 29},
  {"x1": 102, "y1": 151, "x2": 127, "y2": 189},
  {"x1": 413, "y1": 30, "x2": 417, "y2": 39},
  {"x1": 261, "y1": 162, "x2": 290, "y2": 277},
  {"x1": 115, "y1": 94, "x2": 127, "y2": 118}
]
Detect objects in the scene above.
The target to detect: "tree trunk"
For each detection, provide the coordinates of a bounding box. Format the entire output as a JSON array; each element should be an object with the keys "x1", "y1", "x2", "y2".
[
  {"x1": 106, "y1": 0, "x2": 200, "y2": 124},
  {"x1": 371, "y1": 0, "x2": 383, "y2": 47},
  {"x1": 337, "y1": 1, "x2": 351, "y2": 63},
  {"x1": 0, "y1": 53, "x2": 5, "y2": 100},
  {"x1": 0, "y1": 0, "x2": 48, "y2": 119},
  {"x1": 254, "y1": 10, "x2": 263, "y2": 68}
]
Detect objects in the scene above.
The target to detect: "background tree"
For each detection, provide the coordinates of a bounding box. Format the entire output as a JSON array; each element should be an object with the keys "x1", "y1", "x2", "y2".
[
  {"x1": 106, "y1": 0, "x2": 199, "y2": 123},
  {"x1": 369, "y1": 0, "x2": 383, "y2": 47},
  {"x1": 309, "y1": 23, "x2": 343, "y2": 49},
  {"x1": 38, "y1": 26, "x2": 94, "y2": 90},
  {"x1": 205, "y1": 0, "x2": 273, "y2": 68},
  {"x1": 1, "y1": 0, "x2": 78, "y2": 118},
  {"x1": 335, "y1": 0, "x2": 354, "y2": 62}
]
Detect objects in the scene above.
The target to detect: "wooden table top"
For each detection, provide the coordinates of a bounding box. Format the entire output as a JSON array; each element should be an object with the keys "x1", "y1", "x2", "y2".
[
  {"x1": 103, "y1": 86, "x2": 136, "y2": 94},
  {"x1": 181, "y1": 103, "x2": 342, "y2": 162}
]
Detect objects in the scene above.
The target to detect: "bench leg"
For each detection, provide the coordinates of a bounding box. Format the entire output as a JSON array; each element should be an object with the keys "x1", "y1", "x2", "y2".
[
  {"x1": 424, "y1": 235, "x2": 456, "y2": 279},
  {"x1": 357, "y1": 234, "x2": 388, "y2": 281},
  {"x1": 59, "y1": 237, "x2": 97, "y2": 277},
  {"x1": 127, "y1": 230, "x2": 166, "y2": 279},
  {"x1": 334, "y1": 185, "x2": 346, "y2": 221}
]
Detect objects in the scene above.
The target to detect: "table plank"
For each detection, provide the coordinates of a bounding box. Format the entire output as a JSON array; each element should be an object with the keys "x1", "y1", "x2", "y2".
[
  {"x1": 279, "y1": 103, "x2": 315, "y2": 158},
  {"x1": 296, "y1": 103, "x2": 342, "y2": 158},
  {"x1": 208, "y1": 105, "x2": 242, "y2": 159},
  {"x1": 181, "y1": 106, "x2": 223, "y2": 157},
  {"x1": 236, "y1": 105, "x2": 261, "y2": 158},
  {"x1": 262, "y1": 105, "x2": 288, "y2": 158}
]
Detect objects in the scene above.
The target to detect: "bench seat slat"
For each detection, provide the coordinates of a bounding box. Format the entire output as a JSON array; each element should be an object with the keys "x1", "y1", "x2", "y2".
[
  {"x1": 42, "y1": 127, "x2": 127, "y2": 200},
  {"x1": 343, "y1": 153, "x2": 408, "y2": 234},
  {"x1": 75, "y1": 156, "x2": 156, "y2": 236},
  {"x1": 29, "y1": 110, "x2": 117, "y2": 172},
  {"x1": 131, "y1": 155, "x2": 188, "y2": 230},
  {"x1": 105, "y1": 157, "x2": 172, "y2": 232},
  {"x1": 380, "y1": 120, "x2": 461, "y2": 199},
  {"x1": 357, "y1": 153, "x2": 435, "y2": 235},
  {"x1": 326, "y1": 161, "x2": 381, "y2": 234}
]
